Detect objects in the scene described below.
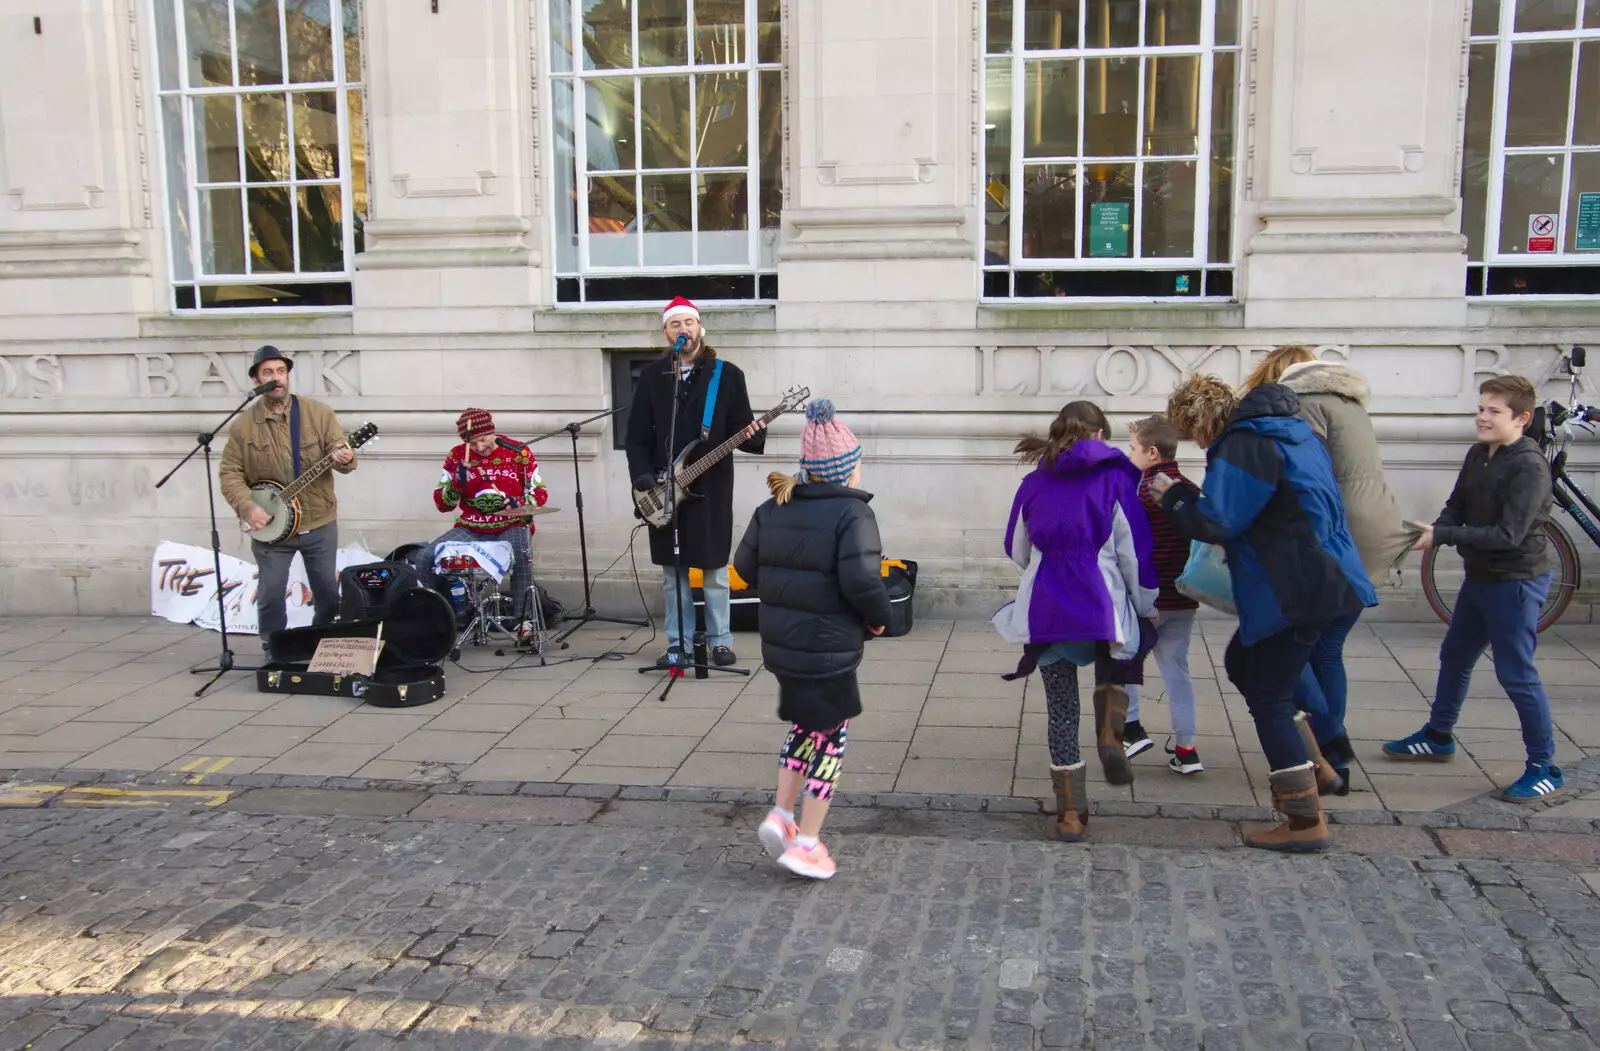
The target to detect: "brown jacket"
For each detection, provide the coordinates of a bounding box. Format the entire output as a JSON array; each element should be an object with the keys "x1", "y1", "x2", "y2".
[{"x1": 219, "y1": 395, "x2": 356, "y2": 534}]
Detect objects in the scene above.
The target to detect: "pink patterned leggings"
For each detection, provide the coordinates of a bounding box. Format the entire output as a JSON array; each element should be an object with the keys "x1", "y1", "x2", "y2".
[{"x1": 778, "y1": 721, "x2": 849, "y2": 800}]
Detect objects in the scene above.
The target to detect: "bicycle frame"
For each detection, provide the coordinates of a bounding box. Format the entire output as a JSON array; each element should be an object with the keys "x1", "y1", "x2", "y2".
[{"x1": 1544, "y1": 348, "x2": 1600, "y2": 551}]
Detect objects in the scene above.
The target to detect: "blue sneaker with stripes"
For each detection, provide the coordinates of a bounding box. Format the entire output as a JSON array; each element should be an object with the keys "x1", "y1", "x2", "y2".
[
  {"x1": 1382, "y1": 727, "x2": 1456, "y2": 761},
  {"x1": 1502, "y1": 761, "x2": 1564, "y2": 804}
]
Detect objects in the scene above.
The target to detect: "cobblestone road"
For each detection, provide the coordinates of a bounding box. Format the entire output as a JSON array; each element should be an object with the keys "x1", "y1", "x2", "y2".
[{"x1": 2, "y1": 798, "x2": 1599, "y2": 1050}]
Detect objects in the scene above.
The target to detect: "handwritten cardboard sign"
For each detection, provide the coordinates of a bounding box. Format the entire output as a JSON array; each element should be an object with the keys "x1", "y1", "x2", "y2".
[{"x1": 306, "y1": 636, "x2": 384, "y2": 676}]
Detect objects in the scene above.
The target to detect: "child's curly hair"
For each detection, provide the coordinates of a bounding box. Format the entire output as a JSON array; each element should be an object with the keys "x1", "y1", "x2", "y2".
[{"x1": 1166, "y1": 374, "x2": 1239, "y2": 448}]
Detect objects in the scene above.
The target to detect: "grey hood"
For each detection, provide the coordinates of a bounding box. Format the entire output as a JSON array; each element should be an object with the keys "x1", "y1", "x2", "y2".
[{"x1": 1280, "y1": 359, "x2": 1369, "y2": 407}]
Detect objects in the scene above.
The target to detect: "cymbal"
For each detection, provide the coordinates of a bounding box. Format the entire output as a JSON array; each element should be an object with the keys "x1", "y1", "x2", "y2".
[{"x1": 501, "y1": 504, "x2": 561, "y2": 518}]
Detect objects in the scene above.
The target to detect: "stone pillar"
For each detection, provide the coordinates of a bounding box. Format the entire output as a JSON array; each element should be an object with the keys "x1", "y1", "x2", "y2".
[
  {"x1": 353, "y1": 0, "x2": 542, "y2": 332},
  {"x1": 1241, "y1": 0, "x2": 1469, "y2": 328},
  {"x1": 777, "y1": 0, "x2": 979, "y2": 329},
  {"x1": 0, "y1": 1, "x2": 156, "y2": 340}
]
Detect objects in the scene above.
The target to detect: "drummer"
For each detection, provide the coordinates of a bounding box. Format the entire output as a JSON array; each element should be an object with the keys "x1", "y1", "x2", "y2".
[{"x1": 410, "y1": 408, "x2": 549, "y2": 630}]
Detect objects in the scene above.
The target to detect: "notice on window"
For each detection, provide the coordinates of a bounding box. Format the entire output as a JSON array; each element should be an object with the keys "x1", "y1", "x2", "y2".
[
  {"x1": 1577, "y1": 194, "x2": 1600, "y2": 251},
  {"x1": 1089, "y1": 202, "x2": 1131, "y2": 258},
  {"x1": 1528, "y1": 213, "x2": 1558, "y2": 253}
]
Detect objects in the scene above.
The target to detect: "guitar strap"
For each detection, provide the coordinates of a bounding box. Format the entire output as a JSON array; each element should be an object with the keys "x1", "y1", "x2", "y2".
[
  {"x1": 288, "y1": 395, "x2": 302, "y2": 480},
  {"x1": 700, "y1": 360, "x2": 724, "y2": 440}
]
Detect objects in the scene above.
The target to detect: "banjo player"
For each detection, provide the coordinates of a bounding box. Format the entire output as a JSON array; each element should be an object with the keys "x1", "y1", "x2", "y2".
[{"x1": 220, "y1": 345, "x2": 357, "y2": 661}]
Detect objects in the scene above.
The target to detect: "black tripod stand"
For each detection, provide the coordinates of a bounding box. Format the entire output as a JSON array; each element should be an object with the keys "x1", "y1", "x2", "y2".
[
  {"x1": 156, "y1": 387, "x2": 266, "y2": 698},
  {"x1": 527, "y1": 406, "x2": 649, "y2": 646}
]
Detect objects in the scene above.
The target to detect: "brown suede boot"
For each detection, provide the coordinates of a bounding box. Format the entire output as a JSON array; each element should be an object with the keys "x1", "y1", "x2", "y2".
[
  {"x1": 1047, "y1": 762, "x2": 1088, "y2": 842},
  {"x1": 1093, "y1": 684, "x2": 1134, "y2": 785},
  {"x1": 1245, "y1": 762, "x2": 1329, "y2": 852},
  {"x1": 1294, "y1": 712, "x2": 1346, "y2": 796}
]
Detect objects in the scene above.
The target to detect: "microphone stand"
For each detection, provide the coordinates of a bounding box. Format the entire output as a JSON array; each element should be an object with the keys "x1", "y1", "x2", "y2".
[
  {"x1": 155, "y1": 386, "x2": 266, "y2": 698},
  {"x1": 525, "y1": 406, "x2": 648, "y2": 644}
]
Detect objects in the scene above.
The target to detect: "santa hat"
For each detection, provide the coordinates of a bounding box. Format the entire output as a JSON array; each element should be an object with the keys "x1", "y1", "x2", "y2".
[
  {"x1": 799, "y1": 400, "x2": 862, "y2": 486},
  {"x1": 662, "y1": 296, "x2": 700, "y2": 325},
  {"x1": 456, "y1": 408, "x2": 495, "y2": 441}
]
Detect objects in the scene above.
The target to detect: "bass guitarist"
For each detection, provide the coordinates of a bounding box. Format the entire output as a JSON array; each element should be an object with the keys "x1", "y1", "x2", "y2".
[
  {"x1": 627, "y1": 296, "x2": 765, "y2": 668},
  {"x1": 220, "y1": 345, "x2": 357, "y2": 660}
]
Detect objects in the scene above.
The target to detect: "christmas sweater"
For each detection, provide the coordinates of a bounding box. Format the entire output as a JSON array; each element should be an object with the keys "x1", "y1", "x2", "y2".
[{"x1": 434, "y1": 438, "x2": 549, "y2": 533}]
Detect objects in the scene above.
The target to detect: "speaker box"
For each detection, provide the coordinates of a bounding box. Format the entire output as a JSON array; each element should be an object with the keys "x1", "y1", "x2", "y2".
[{"x1": 338, "y1": 560, "x2": 421, "y2": 620}]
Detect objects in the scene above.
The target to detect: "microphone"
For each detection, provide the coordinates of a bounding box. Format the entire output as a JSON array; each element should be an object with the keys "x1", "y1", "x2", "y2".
[
  {"x1": 674, "y1": 334, "x2": 688, "y2": 354},
  {"x1": 495, "y1": 436, "x2": 529, "y2": 452},
  {"x1": 250, "y1": 380, "x2": 280, "y2": 396}
]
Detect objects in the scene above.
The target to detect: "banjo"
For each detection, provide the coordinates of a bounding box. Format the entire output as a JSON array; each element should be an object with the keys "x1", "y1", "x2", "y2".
[
  {"x1": 244, "y1": 422, "x2": 379, "y2": 545},
  {"x1": 633, "y1": 386, "x2": 808, "y2": 529}
]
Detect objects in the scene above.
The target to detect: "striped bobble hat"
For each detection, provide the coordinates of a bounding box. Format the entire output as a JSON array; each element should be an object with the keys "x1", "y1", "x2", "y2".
[
  {"x1": 456, "y1": 407, "x2": 495, "y2": 441},
  {"x1": 798, "y1": 399, "x2": 862, "y2": 486}
]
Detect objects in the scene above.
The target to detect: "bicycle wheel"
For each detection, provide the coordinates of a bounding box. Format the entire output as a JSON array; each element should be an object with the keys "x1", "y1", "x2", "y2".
[{"x1": 1420, "y1": 518, "x2": 1580, "y2": 632}]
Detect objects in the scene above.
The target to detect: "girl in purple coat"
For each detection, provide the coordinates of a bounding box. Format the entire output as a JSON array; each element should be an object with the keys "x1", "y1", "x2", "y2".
[{"x1": 993, "y1": 401, "x2": 1159, "y2": 841}]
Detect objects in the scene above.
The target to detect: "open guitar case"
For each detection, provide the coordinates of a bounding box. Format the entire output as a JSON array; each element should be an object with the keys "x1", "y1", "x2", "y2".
[{"x1": 256, "y1": 583, "x2": 454, "y2": 707}]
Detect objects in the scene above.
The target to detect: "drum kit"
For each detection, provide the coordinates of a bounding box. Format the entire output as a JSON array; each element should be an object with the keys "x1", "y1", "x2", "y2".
[{"x1": 430, "y1": 505, "x2": 559, "y2": 662}]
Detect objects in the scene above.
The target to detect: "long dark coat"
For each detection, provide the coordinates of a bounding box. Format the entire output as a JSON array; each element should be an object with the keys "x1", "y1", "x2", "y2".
[{"x1": 625, "y1": 352, "x2": 766, "y2": 568}]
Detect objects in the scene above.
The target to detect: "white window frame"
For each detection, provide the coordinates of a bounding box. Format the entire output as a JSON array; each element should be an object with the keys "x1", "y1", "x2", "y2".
[
  {"x1": 547, "y1": 0, "x2": 781, "y2": 303},
  {"x1": 1476, "y1": 3, "x2": 1600, "y2": 268},
  {"x1": 981, "y1": 0, "x2": 1241, "y2": 301},
  {"x1": 150, "y1": 0, "x2": 364, "y2": 313}
]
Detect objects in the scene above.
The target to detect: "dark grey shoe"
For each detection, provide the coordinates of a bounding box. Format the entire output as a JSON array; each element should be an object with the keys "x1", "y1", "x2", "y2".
[
  {"x1": 656, "y1": 648, "x2": 685, "y2": 670},
  {"x1": 712, "y1": 646, "x2": 736, "y2": 666}
]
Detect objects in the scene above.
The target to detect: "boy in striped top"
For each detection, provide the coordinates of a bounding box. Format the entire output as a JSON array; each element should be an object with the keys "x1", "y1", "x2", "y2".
[{"x1": 1124, "y1": 415, "x2": 1205, "y2": 774}]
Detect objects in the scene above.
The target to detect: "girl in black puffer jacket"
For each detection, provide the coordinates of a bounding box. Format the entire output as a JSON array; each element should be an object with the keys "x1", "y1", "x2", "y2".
[{"x1": 733, "y1": 401, "x2": 890, "y2": 880}]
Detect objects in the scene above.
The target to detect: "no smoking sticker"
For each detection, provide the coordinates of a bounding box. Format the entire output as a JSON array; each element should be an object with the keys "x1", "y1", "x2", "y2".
[{"x1": 1529, "y1": 213, "x2": 1558, "y2": 253}]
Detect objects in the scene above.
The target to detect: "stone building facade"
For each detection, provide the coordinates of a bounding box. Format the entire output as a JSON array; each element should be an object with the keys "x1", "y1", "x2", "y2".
[{"x1": 1, "y1": 0, "x2": 1597, "y2": 617}]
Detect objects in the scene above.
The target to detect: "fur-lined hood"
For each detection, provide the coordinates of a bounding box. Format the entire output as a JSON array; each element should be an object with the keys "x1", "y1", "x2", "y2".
[{"x1": 1279, "y1": 360, "x2": 1368, "y2": 407}]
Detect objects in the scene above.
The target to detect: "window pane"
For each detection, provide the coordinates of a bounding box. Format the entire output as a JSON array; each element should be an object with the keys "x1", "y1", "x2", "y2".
[
  {"x1": 194, "y1": 96, "x2": 241, "y2": 183},
  {"x1": 155, "y1": 0, "x2": 181, "y2": 89},
  {"x1": 342, "y1": 0, "x2": 361, "y2": 80},
  {"x1": 1514, "y1": 0, "x2": 1577, "y2": 31},
  {"x1": 1506, "y1": 42, "x2": 1573, "y2": 147},
  {"x1": 1566, "y1": 152, "x2": 1600, "y2": 250},
  {"x1": 293, "y1": 91, "x2": 340, "y2": 179},
  {"x1": 1215, "y1": 0, "x2": 1239, "y2": 46},
  {"x1": 234, "y1": 0, "x2": 284, "y2": 85},
  {"x1": 1576, "y1": 42, "x2": 1600, "y2": 145},
  {"x1": 1498, "y1": 153, "x2": 1564, "y2": 255},
  {"x1": 696, "y1": 72, "x2": 747, "y2": 166},
  {"x1": 347, "y1": 89, "x2": 366, "y2": 252},
  {"x1": 1085, "y1": 0, "x2": 1139, "y2": 48},
  {"x1": 586, "y1": 78, "x2": 637, "y2": 170},
  {"x1": 639, "y1": 0, "x2": 687, "y2": 67},
  {"x1": 1084, "y1": 163, "x2": 1134, "y2": 256},
  {"x1": 1472, "y1": 0, "x2": 1502, "y2": 35},
  {"x1": 640, "y1": 76, "x2": 691, "y2": 168},
  {"x1": 243, "y1": 94, "x2": 290, "y2": 182},
  {"x1": 1023, "y1": 58, "x2": 1078, "y2": 158},
  {"x1": 988, "y1": 0, "x2": 1013, "y2": 53},
  {"x1": 1145, "y1": 0, "x2": 1201, "y2": 46},
  {"x1": 297, "y1": 185, "x2": 344, "y2": 271},
  {"x1": 553, "y1": 78, "x2": 578, "y2": 272},
  {"x1": 161, "y1": 97, "x2": 194, "y2": 280},
  {"x1": 200, "y1": 188, "x2": 246, "y2": 273},
  {"x1": 1025, "y1": 0, "x2": 1079, "y2": 50},
  {"x1": 588, "y1": 175, "x2": 638, "y2": 265},
  {"x1": 584, "y1": 0, "x2": 632, "y2": 69},
  {"x1": 698, "y1": 173, "x2": 748, "y2": 264},
  {"x1": 986, "y1": 59, "x2": 1013, "y2": 264},
  {"x1": 642, "y1": 173, "x2": 693, "y2": 264},
  {"x1": 1141, "y1": 159, "x2": 1196, "y2": 257},
  {"x1": 758, "y1": 70, "x2": 781, "y2": 228},
  {"x1": 287, "y1": 0, "x2": 334, "y2": 83},
  {"x1": 550, "y1": 0, "x2": 574, "y2": 73},
  {"x1": 247, "y1": 187, "x2": 294, "y2": 271},
  {"x1": 758, "y1": 0, "x2": 781, "y2": 62},
  {"x1": 184, "y1": 0, "x2": 233, "y2": 87},
  {"x1": 1589, "y1": 0, "x2": 1600, "y2": 26},
  {"x1": 1084, "y1": 56, "x2": 1138, "y2": 156},
  {"x1": 1463, "y1": 44, "x2": 1496, "y2": 261},
  {"x1": 1208, "y1": 50, "x2": 1235, "y2": 263},
  {"x1": 695, "y1": 0, "x2": 744, "y2": 65},
  {"x1": 1022, "y1": 163, "x2": 1077, "y2": 257},
  {"x1": 1143, "y1": 55, "x2": 1199, "y2": 156}
]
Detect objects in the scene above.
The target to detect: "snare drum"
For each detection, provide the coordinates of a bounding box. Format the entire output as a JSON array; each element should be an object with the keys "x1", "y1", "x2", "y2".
[{"x1": 437, "y1": 553, "x2": 481, "y2": 575}]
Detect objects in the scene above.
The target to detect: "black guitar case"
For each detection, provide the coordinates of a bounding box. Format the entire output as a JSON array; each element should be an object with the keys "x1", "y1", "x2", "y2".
[{"x1": 257, "y1": 587, "x2": 454, "y2": 707}]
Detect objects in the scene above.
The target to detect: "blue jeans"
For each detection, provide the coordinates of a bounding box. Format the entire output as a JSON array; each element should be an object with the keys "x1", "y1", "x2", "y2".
[
  {"x1": 1428, "y1": 574, "x2": 1555, "y2": 764},
  {"x1": 1294, "y1": 609, "x2": 1361, "y2": 746},
  {"x1": 662, "y1": 565, "x2": 732, "y2": 650},
  {"x1": 1224, "y1": 626, "x2": 1319, "y2": 771}
]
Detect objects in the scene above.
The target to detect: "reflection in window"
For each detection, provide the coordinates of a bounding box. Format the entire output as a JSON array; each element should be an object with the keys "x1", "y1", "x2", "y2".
[
  {"x1": 552, "y1": 0, "x2": 782, "y2": 303},
  {"x1": 984, "y1": 0, "x2": 1240, "y2": 299},
  {"x1": 153, "y1": 0, "x2": 366, "y2": 311}
]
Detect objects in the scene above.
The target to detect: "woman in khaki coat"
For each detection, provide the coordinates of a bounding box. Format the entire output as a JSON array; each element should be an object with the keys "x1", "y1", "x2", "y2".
[{"x1": 1243, "y1": 347, "x2": 1417, "y2": 791}]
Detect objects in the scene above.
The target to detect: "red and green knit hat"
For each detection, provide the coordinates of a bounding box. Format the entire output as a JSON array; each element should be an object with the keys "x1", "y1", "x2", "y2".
[{"x1": 456, "y1": 408, "x2": 494, "y2": 441}]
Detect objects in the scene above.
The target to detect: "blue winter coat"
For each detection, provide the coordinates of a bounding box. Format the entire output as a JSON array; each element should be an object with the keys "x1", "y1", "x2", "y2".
[{"x1": 1160, "y1": 384, "x2": 1377, "y2": 645}]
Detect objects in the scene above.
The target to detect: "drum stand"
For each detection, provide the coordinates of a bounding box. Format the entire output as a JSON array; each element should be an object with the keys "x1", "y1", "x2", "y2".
[{"x1": 448, "y1": 573, "x2": 547, "y2": 665}]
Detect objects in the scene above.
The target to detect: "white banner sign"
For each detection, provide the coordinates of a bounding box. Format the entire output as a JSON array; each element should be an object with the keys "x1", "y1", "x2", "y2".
[{"x1": 150, "y1": 541, "x2": 379, "y2": 634}]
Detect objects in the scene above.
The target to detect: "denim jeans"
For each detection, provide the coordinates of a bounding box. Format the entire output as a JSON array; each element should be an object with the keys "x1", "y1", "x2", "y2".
[
  {"x1": 1224, "y1": 626, "x2": 1320, "y2": 771},
  {"x1": 1428, "y1": 574, "x2": 1556, "y2": 764},
  {"x1": 1295, "y1": 609, "x2": 1361, "y2": 746},
  {"x1": 1126, "y1": 609, "x2": 1199, "y2": 746},
  {"x1": 409, "y1": 525, "x2": 534, "y2": 618},
  {"x1": 662, "y1": 565, "x2": 732, "y2": 650},
  {"x1": 253, "y1": 522, "x2": 339, "y2": 658}
]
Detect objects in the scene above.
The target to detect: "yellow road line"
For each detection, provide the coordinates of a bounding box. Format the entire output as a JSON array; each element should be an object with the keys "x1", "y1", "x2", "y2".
[
  {"x1": 0, "y1": 784, "x2": 64, "y2": 806},
  {"x1": 204, "y1": 757, "x2": 234, "y2": 774},
  {"x1": 176, "y1": 757, "x2": 208, "y2": 772},
  {"x1": 59, "y1": 786, "x2": 233, "y2": 808}
]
